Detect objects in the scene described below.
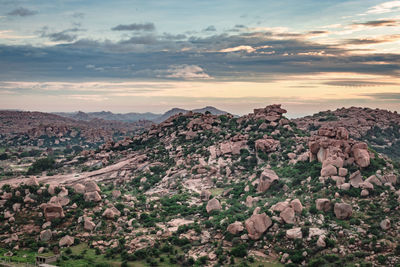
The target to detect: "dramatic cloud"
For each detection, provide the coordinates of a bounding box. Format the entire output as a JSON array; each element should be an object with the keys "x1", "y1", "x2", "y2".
[
  {"x1": 343, "y1": 34, "x2": 400, "y2": 45},
  {"x1": 161, "y1": 65, "x2": 211, "y2": 79},
  {"x1": 366, "y1": 1, "x2": 400, "y2": 14},
  {"x1": 7, "y1": 7, "x2": 37, "y2": 17},
  {"x1": 111, "y1": 23, "x2": 155, "y2": 31}
]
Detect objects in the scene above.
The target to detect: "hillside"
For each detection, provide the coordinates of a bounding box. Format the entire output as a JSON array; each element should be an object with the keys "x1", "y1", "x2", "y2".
[
  {"x1": 294, "y1": 107, "x2": 400, "y2": 160},
  {"x1": 0, "y1": 105, "x2": 399, "y2": 267}
]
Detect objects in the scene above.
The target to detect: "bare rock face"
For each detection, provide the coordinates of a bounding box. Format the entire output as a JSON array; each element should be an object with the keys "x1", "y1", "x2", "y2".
[
  {"x1": 43, "y1": 203, "x2": 65, "y2": 221},
  {"x1": 257, "y1": 169, "x2": 279, "y2": 193},
  {"x1": 245, "y1": 213, "x2": 272, "y2": 240},
  {"x1": 321, "y1": 164, "x2": 337, "y2": 177},
  {"x1": 85, "y1": 181, "x2": 101, "y2": 193},
  {"x1": 40, "y1": 229, "x2": 52, "y2": 242},
  {"x1": 286, "y1": 228, "x2": 302, "y2": 239},
  {"x1": 280, "y1": 207, "x2": 295, "y2": 224},
  {"x1": 84, "y1": 191, "x2": 102, "y2": 202},
  {"x1": 227, "y1": 221, "x2": 244, "y2": 235},
  {"x1": 334, "y1": 203, "x2": 352, "y2": 219},
  {"x1": 59, "y1": 235, "x2": 74, "y2": 247},
  {"x1": 317, "y1": 235, "x2": 326, "y2": 248},
  {"x1": 349, "y1": 170, "x2": 363, "y2": 188},
  {"x1": 73, "y1": 183, "x2": 85, "y2": 194},
  {"x1": 102, "y1": 207, "x2": 121, "y2": 219},
  {"x1": 206, "y1": 198, "x2": 222, "y2": 213},
  {"x1": 316, "y1": 199, "x2": 331, "y2": 212}
]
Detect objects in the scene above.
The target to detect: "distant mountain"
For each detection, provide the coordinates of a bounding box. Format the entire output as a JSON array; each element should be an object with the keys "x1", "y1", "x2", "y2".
[{"x1": 55, "y1": 106, "x2": 231, "y2": 124}]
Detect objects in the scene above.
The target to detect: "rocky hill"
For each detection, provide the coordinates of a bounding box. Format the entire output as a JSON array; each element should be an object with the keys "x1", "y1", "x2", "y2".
[
  {"x1": 294, "y1": 107, "x2": 400, "y2": 160},
  {"x1": 0, "y1": 105, "x2": 399, "y2": 267},
  {"x1": 0, "y1": 110, "x2": 152, "y2": 149},
  {"x1": 55, "y1": 106, "x2": 231, "y2": 124}
]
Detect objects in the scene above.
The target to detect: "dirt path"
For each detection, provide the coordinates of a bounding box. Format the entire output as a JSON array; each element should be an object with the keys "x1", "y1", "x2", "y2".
[{"x1": 0, "y1": 154, "x2": 145, "y2": 187}]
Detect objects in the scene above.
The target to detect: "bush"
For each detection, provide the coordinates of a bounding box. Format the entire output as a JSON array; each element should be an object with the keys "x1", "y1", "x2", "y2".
[
  {"x1": 27, "y1": 157, "x2": 56, "y2": 175},
  {"x1": 230, "y1": 243, "x2": 247, "y2": 258}
]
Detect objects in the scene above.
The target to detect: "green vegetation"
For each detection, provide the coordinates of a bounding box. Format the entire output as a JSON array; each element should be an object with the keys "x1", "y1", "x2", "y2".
[{"x1": 26, "y1": 157, "x2": 56, "y2": 175}]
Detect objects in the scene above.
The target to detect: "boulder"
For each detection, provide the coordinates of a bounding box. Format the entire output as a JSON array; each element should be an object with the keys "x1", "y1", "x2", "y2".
[
  {"x1": 257, "y1": 169, "x2": 279, "y2": 193},
  {"x1": 40, "y1": 229, "x2": 52, "y2": 242},
  {"x1": 320, "y1": 164, "x2": 337, "y2": 177},
  {"x1": 365, "y1": 175, "x2": 382, "y2": 186},
  {"x1": 59, "y1": 235, "x2": 74, "y2": 247},
  {"x1": 84, "y1": 218, "x2": 96, "y2": 231},
  {"x1": 316, "y1": 198, "x2": 331, "y2": 212},
  {"x1": 338, "y1": 168, "x2": 348, "y2": 177},
  {"x1": 280, "y1": 207, "x2": 295, "y2": 224},
  {"x1": 286, "y1": 228, "x2": 302, "y2": 239},
  {"x1": 245, "y1": 213, "x2": 272, "y2": 240},
  {"x1": 43, "y1": 203, "x2": 65, "y2": 221},
  {"x1": 200, "y1": 190, "x2": 211, "y2": 201},
  {"x1": 349, "y1": 170, "x2": 363, "y2": 188},
  {"x1": 25, "y1": 177, "x2": 39, "y2": 186},
  {"x1": 317, "y1": 235, "x2": 326, "y2": 248},
  {"x1": 84, "y1": 191, "x2": 102, "y2": 202},
  {"x1": 102, "y1": 207, "x2": 121, "y2": 219},
  {"x1": 206, "y1": 198, "x2": 222, "y2": 213},
  {"x1": 73, "y1": 183, "x2": 85, "y2": 194},
  {"x1": 85, "y1": 181, "x2": 100, "y2": 193},
  {"x1": 380, "y1": 219, "x2": 391, "y2": 231},
  {"x1": 290, "y1": 199, "x2": 303, "y2": 214},
  {"x1": 227, "y1": 221, "x2": 244, "y2": 235},
  {"x1": 334, "y1": 203, "x2": 352, "y2": 219},
  {"x1": 352, "y1": 143, "x2": 370, "y2": 168},
  {"x1": 255, "y1": 139, "x2": 280, "y2": 153}
]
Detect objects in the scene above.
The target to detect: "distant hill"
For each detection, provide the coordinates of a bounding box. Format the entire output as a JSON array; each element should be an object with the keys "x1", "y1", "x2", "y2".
[{"x1": 55, "y1": 106, "x2": 231, "y2": 124}]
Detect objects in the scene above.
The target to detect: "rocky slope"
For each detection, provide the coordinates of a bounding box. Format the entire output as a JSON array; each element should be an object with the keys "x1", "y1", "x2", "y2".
[
  {"x1": 0, "y1": 110, "x2": 152, "y2": 149},
  {"x1": 0, "y1": 105, "x2": 399, "y2": 267},
  {"x1": 294, "y1": 107, "x2": 400, "y2": 159}
]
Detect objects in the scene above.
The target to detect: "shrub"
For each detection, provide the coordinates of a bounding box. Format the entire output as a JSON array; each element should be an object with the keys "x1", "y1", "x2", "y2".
[
  {"x1": 230, "y1": 243, "x2": 248, "y2": 258},
  {"x1": 27, "y1": 157, "x2": 56, "y2": 175}
]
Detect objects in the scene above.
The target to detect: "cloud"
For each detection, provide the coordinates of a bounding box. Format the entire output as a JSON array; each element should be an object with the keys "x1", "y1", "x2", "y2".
[
  {"x1": 203, "y1": 25, "x2": 216, "y2": 32},
  {"x1": 352, "y1": 19, "x2": 399, "y2": 28},
  {"x1": 220, "y1": 45, "x2": 255, "y2": 53},
  {"x1": 39, "y1": 27, "x2": 83, "y2": 42},
  {"x1": 111, "y1": 23, "x2": 155, "y2": 31},
  {"x1": 161, "y1": 65, "x2": 211, "y2": 79},
  {"x1": 118, "y1": 34, "x2": 158, "y2": 45},
  {"x1": 7, "y1": 7, "x2": 37, "y2": 17},
  {"x1": 324, "y1": 80, "x2": 398, "y2": 87},
  {"x1": 360, "y1": 92, "x2": 400, "y2": 100},
  {"x1": 366, "y1": 1, "x2": 400, "y2": 14},
  {"x1": 343, "y1": 34, "x2": 400, "y2": 45}
]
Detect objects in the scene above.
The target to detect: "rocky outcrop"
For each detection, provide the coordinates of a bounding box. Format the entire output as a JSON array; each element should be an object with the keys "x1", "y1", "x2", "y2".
[
  {"x1": 255, "y1": 138, "x2": 280, "y2": 153},
  {"x1": 102, "y1": 207, "x2": 121, "y2": 219},
  {"x1": 309, "y1": 127, "x2": 371, "y2": 169},
  {"x1": 245, "y1": 213, "x2": 272, "y2": 240},
  {"x1": 286, "y1": 228, "x2": 302, "y2": 239}
]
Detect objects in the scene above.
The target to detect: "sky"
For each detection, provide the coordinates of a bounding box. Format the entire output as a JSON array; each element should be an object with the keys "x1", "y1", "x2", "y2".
[{"x1": 0, "y1": 0, "x2": 399, "y2": 117}]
